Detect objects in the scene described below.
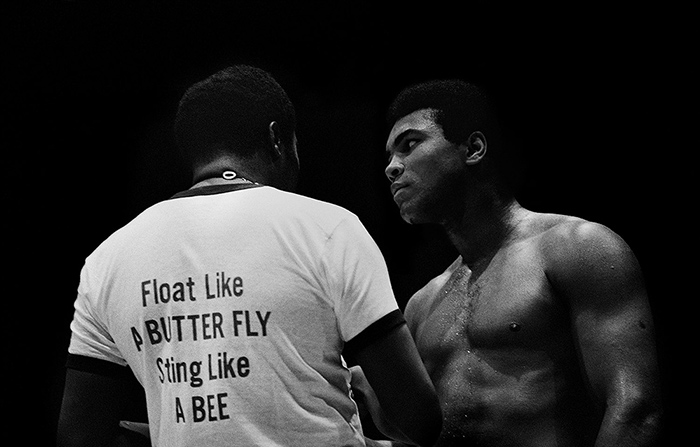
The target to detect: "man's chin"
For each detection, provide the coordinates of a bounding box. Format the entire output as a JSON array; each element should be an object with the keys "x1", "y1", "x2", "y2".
[
  {"x1": 399, "y1": 207, "x2": 424, "y2": 225},
  {"x1": 399, "y1": 201, "x2": 441, "y2": 225}
]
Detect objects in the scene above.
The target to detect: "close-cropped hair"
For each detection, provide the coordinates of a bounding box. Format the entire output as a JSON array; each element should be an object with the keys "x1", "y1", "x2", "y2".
[
  {"x1": 386, "y1": 79, "x2": 501, "y2": 148},
  {"x1": 174, "y1": 65, "x2": 296, "y2": 166}
]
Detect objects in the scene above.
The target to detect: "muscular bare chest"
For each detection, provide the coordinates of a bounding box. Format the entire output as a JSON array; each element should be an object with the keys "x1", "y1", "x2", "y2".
[
  {"x1": 405, "y1": 215, "x2": 601, "y2": 445},
  {"x1": 411, "y1": 243, "x2": 572, "y2": 382},
  {"x1": 424, "y1": 255, "x2": 536, "y2": 332},
  {"x1": 409, "y1": 245, "x2": 582, "y2": 444}
]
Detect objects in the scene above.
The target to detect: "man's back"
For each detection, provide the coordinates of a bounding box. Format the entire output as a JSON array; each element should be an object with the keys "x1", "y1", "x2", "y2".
[
  {"x1": 69, "y1": 184, "x2": 399, "y2": 446},
  {"x1": 60, "y1": 65, "x2": 442, "y2": 447},
  {"x1": 405, "y1": 212, "x2": 626, "y2": 446}
]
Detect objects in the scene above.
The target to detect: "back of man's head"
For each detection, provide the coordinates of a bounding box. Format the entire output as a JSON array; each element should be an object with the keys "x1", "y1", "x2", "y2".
[
  {"x1": 174, "y1": 65, "x2": 296, "y2": 169},
  {"x1": 386, "y1": 79, "x2": 500, "y2": 148}
]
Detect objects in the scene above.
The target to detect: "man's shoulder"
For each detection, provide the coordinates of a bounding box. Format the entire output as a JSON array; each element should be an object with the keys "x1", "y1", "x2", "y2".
[
  {"x1": 516, "y1": 211, "x2": 618, "y2": 251},
  {"x1": 263, "y1": 187, "x2": 358, "y2": 220},
  {"x1": 529, "y1": 212, "x2": 624, "y2": 255},
  {"x1": 526, "y1": 212, "x2": 634, "y2": 281},
  {"x1": 520, "y1": 211, "x2": 587, "y2": 238}
]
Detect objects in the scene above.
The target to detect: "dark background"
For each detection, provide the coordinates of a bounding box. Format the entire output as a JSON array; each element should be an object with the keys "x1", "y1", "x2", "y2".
[{"x1": 5, "y1": 1, "x2": 688, "y2": 444}]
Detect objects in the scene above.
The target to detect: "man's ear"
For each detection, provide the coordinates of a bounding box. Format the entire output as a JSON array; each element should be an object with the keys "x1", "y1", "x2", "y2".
[
  {"x1": 463, "y1": 131, "x2": 487, "y2": 165},
  {"x1": 268, "y1": 121, "x2": 283, "y2": 158}
]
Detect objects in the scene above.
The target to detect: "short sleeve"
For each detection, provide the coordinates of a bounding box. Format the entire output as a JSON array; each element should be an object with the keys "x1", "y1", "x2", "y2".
[
  {"x1": 321, "y1": 215, "x2": 399, "y2": 342},
  {"x1": 67, "y1": 263, "x2": 127, "y2": 367}
]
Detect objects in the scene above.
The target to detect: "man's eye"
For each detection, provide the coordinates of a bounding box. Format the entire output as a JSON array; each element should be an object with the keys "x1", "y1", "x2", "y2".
[{"x1": 406, "y1": 139, "x2": 419, "y2": 149}]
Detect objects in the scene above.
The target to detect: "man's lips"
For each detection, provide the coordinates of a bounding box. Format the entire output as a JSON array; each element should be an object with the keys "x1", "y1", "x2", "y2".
[{"x1": 390, "y1": 182, "x2": 408, "y2": 198}]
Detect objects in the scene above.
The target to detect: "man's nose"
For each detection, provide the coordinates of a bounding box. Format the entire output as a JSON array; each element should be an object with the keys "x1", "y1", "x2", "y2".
[{"x1": 385, "y1": 158, "x2": 404, "y2": 183}]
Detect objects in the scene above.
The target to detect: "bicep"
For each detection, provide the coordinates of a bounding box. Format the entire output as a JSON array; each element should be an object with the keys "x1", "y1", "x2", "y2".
[
  {"x1": 572, "y1": 283, "x2": 658, "y2": 405},
  {"x1": 352, "y1": 324, "x2": 442, "y2": 446},
  {"x1": 547, "y1": 223, "x2": 660, "y2": 403}
]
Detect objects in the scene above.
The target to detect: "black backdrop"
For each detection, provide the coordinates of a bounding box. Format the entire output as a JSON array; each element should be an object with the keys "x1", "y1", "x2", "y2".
[{"x1": 5, "y1": 1, "x2": 687, "y2": 444}]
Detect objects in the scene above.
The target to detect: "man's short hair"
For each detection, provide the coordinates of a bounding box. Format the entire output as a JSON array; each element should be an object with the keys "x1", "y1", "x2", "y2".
[
  {"x1": 386, "y1": 79, "x2": 500, "y2": 147},
  {"x1": 174, "y1": 65, "x2": 296, "y2": 167}
]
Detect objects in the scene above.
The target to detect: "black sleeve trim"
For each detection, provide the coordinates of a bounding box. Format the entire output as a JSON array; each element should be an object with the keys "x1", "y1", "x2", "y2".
[
  {"x1": 343, "y1": 309, "x2": 406, "y2": 357},
  {"x1": 66, "y1": 354, "x2": 131, "y2": 380}
]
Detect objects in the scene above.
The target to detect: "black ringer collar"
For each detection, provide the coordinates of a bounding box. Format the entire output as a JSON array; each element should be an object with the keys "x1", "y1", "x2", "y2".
[{"x1": 170, "y1": 183, "x2": 263, "y2": 200}]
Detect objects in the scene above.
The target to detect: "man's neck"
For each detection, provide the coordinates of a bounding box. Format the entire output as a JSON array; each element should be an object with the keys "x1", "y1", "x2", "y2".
[
  {"x1": 192, "y1": 156, "x2": 264, "y2": 187},
  {"x1": 443, "y1": 195, "x2": 522, "y2": 271}
]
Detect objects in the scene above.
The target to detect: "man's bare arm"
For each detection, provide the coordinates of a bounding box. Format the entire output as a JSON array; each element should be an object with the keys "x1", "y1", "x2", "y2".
[
  {"x1": 546, "y1": 221, "x2": 663, "y2": 447},
  {"x1": 351, "y1": 324, "x2": 442, "y2": 447},
  {"x1": 57, "y1": 368, "x2": 148, "y2": 447}
]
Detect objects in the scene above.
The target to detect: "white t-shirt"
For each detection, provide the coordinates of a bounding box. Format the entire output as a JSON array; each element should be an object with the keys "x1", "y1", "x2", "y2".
[{"x1": 68, "y1": 184, "x2": 401, "y2": 446}]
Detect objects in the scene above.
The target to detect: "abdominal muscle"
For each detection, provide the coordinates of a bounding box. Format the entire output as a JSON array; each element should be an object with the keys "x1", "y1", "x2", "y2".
[
  {"x1": 424, "y1": 340, "x2": 598, "y2": 447},
  {"x1": 432, "y1": 346, "x2": 556, "y2": 446}
]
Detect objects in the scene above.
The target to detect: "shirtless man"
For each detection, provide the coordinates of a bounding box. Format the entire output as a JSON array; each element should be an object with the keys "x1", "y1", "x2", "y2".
[{"x1": 353, "y1": 79, "x2": 663, "y2": 446}]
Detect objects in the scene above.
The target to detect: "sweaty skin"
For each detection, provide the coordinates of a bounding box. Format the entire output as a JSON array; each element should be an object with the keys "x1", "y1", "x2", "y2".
[{"x1": 404, "y1": 211, "x2": 655, "y2": 447}]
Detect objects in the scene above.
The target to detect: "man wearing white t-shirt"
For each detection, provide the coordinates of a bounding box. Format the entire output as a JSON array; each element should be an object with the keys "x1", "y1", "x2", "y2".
[{"x1": 57, "y1": 65, "x2": 441, "y2": 447}]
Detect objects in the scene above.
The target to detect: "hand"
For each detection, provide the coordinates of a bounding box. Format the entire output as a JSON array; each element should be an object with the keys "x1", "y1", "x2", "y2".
[{"x1": 349, "y1": 365, "x2": 371, "y2": 398}]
